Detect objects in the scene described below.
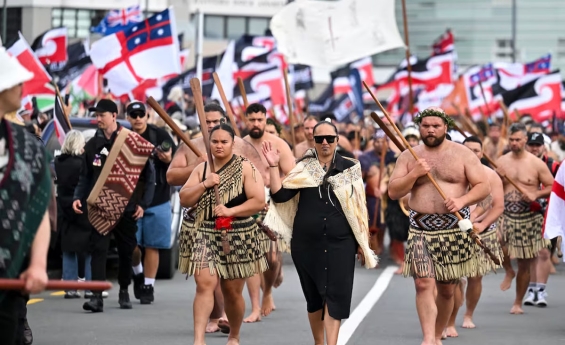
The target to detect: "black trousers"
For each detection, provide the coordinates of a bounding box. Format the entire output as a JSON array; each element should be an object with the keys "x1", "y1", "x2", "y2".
[
  {"x1": 90, "y1": 211, "x2": 138, "y2": 291},
  {"x1": 0, "y1": 292, "x2": 27, "y2": 345}
]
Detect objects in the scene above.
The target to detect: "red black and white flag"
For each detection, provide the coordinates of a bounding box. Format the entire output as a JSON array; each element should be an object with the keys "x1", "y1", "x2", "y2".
[
  {"x1": 31, "y1": 27, "x2": 68, "y2": 65},
  {"x1": 499, "y1": 70, "x2": 563, "y2": 122},
  {"x1": 432, "y1": 29, "x2": 454, "y2": 55},
  {"x1": 54, "y1": 95, "x2": 71, "y2": 146}
]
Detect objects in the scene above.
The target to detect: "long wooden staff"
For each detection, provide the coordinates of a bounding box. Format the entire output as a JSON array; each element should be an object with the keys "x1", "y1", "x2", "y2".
[
  {"x1": 237, "y1": 77, "x2": 249, "y2": 108},
  {"x1": 147, "y1": 97, "x2": 203, "y2": 157},
  {"x1": 371, "y1": 142, "x2": 387, "y2": 230},
  {"x1": 452, "y1": 123, "x2": 528, "y2": 196},
  {"x1": 400, "y1": 0, "x2": 414, "y2": 115},
  {"x1": 478, "y1": 80, "x2": 492, "y2": 116},
  {"x1": 0, "y1": 279, "x2": 112, "y2": 291},
  {"x1": 212, "y1": 72, "x2": 241, "y2": 137},
  {"x1": 283, "y1": 68, "x2": 297, "y2": 156},
  {"x1": 190, "y1": 78, "x2": 220, "y2": 204},
  {"x1": 363, "y1": 82, "x2": 501, "y2": 265}
]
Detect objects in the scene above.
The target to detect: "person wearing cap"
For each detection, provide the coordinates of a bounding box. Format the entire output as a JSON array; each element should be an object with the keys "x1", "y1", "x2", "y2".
[
  {"x1": 522, "y1": 131, "x2": 560, "y2": 308},
  {"x1": 0, "y1": 48, "x2": 52, "y2": 345},
  {"x1": 72, "y1": 98, "x2": 155, "y2": 312},
  {"x1": 126, "y1": 101, "x2": 177, "y2": 305}
]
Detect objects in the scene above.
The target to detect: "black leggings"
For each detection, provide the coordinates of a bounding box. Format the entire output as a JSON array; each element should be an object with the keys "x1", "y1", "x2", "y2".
[{"x1": 0, "y1": 292, "x2": 28, "y2": 345}]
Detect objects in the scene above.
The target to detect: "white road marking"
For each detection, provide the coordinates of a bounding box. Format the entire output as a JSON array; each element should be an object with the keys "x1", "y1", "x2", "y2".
[{"x1": 337, "y1": 265, "x2": 398, "y2": 345}]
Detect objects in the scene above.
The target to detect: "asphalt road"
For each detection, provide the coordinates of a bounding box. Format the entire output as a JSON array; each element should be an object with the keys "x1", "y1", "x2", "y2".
[{"x1": 27, "y1": 256, "x2": 565, "y2": 345}]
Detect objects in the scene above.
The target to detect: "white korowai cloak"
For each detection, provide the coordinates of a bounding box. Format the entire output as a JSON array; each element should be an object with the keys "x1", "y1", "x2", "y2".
[{"x1": 264, "y1": 149, "x2": 378, "y2": 268}]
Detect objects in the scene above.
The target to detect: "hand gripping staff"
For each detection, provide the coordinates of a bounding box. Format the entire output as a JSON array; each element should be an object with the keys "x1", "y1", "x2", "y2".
[
  {"x1": 365, "y1": 83, "x2": 501, "y2": 266},
  {"x1": 190, "y1": 78, "x2": 233, "y2": 254}
]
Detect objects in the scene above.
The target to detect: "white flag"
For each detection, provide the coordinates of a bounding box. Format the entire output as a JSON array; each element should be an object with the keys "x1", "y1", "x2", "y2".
[
  {"x1": 269, "y1": 0, "x2": 405, "y2": 68},
  {"x1": 544, "y1": 163, "x2": 565, "y2": 262}
]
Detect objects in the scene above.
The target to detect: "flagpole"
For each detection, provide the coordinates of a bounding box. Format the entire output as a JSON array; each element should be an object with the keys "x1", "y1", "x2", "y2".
[
  {"x1": 400, "y1": 0, "x2": 414, "y2": 117},
  {"x1": 511, "y1": 0, "x2": 517, "y2": 63},
  {"x1": 195, "y1": 9, "x2": 204, "y2": 82},
  {"x1": 144, "y1": 0, "x2": 149, "y2": 19},
  {"x1": 2, "y1": 0, "x2": 7, "y2": 43}
]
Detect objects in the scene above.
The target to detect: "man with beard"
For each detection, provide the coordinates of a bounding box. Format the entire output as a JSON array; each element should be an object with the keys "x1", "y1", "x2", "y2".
[
  {"x1": 495, "y1": 123, "x2": 554, "y2": 314},
  {"x1": 167, "y1": 103, "x2": 267, "y2": 333},
  {"x1": 388, "y1": 107, "x2": 490, "y2": 345},
  {"x1": 519, "y1": 131, "x2": 560, "y2": 307},
  {"x1": 242, "y1": 103, "x2": 295, "y2": 321},
  {"x1": 443, "y1": 135, "x2": 504, "y2": 337},
  {"x1": 294, "y1": 116, "x2": 318, "y2": 158}
]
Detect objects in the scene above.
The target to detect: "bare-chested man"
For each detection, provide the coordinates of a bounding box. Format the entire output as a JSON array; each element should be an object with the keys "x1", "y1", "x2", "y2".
[
  {"x1": 495, "y1": 123, "x2": 554, "y2": 314},
  {"x1": 242, "y1": 103, "x2": 295, "y2": 322},
  {"x1": 444, "y1": 136, "x2": 504, "y2": 337},
  {"x1": 294, "y1": 116, "x2": 318, "y2": 158},
  {"x1": 388, "y1": 108, "x2": 490, "y2": 345},
  {"x1": 166, "y1": 103, "x2": 267, "y2": 337}
]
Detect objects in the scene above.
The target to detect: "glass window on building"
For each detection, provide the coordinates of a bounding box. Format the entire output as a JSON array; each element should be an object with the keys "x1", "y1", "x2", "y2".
[
  {"x1": 204, "y1": 15, "x2": 225, "y2": 39},
  {"x1": 226, "y1": 17, "x2": 246, "y2": 39},
  {"x1": 51, "y1": 8, "x2": 108, "y2": 39},
  {"x1": 248, "y1": 18, "x2": 269, "y2": 36}
]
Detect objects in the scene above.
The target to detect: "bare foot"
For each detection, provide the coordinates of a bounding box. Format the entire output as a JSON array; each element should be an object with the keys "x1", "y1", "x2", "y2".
[
  {"x1": 261, "y1": 293, "x2": 276, "y2": 316},
  {"x1": 206, "y1": 319, "x2": 220, "y2": 333},
  {"x1": 510, "y1": 304, "x2": 524, "y2": 315},
  {"x1": 441, "y1": 329, "x2": 447, "y2": 339},
  {"x1": 445, "y1": 326, "x2": 458, "y2": 338},
  {"x1": 394, "y1": 266, "x2": 403, "y2": 275},
  {"x1": 218, "y1": 319, "x2": 230, "y2": 334},
  {"x1": 435, "y1": 338, "x2": 444, "y2": 345},
  {"x1": 550, "y1": 262, "x2": 556, "y2": 274},
  {"x1": 274, "y1": 269, "x2": 284, "y2": 288},
  {"x1": 226, "y1": 337, "x2": 239, "y2": 345},
  {"x1": 500, "y1": 271, "x2": 516, "y2": 291},
  {"x1": 462, "y1": 316, "x2": 476, "y2": 329},
  {"x1": 243, "y1": 310, "x2": 261, "y2": 323}
]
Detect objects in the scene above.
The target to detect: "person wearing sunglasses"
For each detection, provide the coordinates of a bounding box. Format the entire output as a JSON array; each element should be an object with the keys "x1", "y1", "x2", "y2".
[
  {"x1": 262, "y1": 119, "x2": 377, "y2": 345},
  {"x1": 126, "y1": 101, "x2": 177, "y2": 305}
]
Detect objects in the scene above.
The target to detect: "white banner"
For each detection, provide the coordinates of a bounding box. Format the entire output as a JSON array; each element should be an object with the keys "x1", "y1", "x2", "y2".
[{"x1": 270, "y1": 0, "x2": 405, "y2": 68}]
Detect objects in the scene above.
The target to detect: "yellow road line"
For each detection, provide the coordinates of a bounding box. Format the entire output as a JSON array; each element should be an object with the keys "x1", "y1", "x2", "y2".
[
  {"x1": 50, "y1": 291, "x2": 66, "y2": 296},
  {"x1": 27, "y1": 299, "x2": 44, "y2": 305}
]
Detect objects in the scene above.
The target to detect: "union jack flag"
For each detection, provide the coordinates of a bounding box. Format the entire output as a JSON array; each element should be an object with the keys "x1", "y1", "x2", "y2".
[
  {"x1": 91, "y1": 5, "x2": 143, "y2": 36},
  {"x1": 469, "y1": 63, "x2": 495, "y2": 87}
]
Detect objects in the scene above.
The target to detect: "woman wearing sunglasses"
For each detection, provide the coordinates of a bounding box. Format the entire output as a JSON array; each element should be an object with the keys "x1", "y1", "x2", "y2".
[{"x1": 262, "y1": 119, "x2": 377, "y2": 345}]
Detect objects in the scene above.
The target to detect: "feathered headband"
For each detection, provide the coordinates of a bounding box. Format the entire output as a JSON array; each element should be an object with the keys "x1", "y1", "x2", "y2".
[{"x1": 413, "y1": 108, "x2": 455, "y2": 128}]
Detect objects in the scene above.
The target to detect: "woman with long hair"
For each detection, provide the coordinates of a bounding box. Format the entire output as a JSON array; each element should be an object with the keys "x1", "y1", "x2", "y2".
[
  {"x1": 263, "y1": 120, "x2": 377, "y2": 345},
  {"x1": 178, "y1": 123, "x2": 268, "y2": 345}
]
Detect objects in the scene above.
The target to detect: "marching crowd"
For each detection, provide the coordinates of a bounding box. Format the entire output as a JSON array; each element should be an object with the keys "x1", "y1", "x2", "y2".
[{"x1": 0, "y1": 44, "x2": 564, "y2": 345}]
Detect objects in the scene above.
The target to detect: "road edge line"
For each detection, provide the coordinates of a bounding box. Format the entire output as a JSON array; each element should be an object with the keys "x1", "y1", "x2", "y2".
[{"x1": 337, "y1": 265, "x2": 398, "y2": 345}]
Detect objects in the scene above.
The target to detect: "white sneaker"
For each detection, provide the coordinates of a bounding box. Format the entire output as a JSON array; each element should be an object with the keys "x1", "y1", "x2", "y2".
[
  {"x1": 524, "y1": 289, "x2": 537, "y2": 306},
  {"x1": 535, "y1": 290, "x2": 547, "y2": 307}
]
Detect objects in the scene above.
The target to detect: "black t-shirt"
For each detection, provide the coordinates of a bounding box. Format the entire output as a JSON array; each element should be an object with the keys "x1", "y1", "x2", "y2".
[{"x1": 140, "y1": 124, "x2": 177, "y2": 207}]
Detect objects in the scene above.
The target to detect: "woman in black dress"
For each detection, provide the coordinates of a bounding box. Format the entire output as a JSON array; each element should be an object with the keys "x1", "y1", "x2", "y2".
[{"x1": 263, "y1": 120, "x2": 377, "y2": 345}]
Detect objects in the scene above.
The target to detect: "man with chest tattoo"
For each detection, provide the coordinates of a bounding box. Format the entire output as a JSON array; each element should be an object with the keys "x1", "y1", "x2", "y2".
[
  {"x1": 388, "y1": 108, "x2": 490, "y2": 345},
  {"x1": 494, "y1": 123, "x2": 554, "y2": 315}
]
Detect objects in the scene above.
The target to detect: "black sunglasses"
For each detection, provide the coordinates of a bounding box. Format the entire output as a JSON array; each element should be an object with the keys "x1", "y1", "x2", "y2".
[
  {"x1": 314, "y1": 135, "x2": 337, "y2": 144},
  {"x1": 129, "y1": 112, "x2": 146, "y2": 119}
]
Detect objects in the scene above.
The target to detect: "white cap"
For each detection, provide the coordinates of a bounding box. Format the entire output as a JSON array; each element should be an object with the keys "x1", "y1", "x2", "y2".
[{"x1": 0, "y1": 48, "x2": 34, "y2": 93}]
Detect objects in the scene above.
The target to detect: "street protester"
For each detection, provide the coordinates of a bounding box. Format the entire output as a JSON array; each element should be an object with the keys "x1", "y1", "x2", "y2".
[
  {"x1": 54, "y1": 130, "x2": 96, "y2": 299},
  {"x1": 125, "y1": 101, "x2": 177, "y2": 305},
  {"x1": 495, "y1": 123, "x2": 554, "y2": 314},
  {"x1": 520, "y1": 131, "x2": 560, "y2": 307},
  {"x1": 294, "y1": 115, "x2": 319, "y2": 158},
  {"x1": 171, "y1": 103, "x2": 267, "y2": 333},
  {"x1": 444, "y1": 135, "x2": 504, "y2": 336},
  {"x1": 387, "y1": 108, "x2": 490, "y2": 345},
  {"x1": 265, "y1": 118, "x2": 281, "y2": 137},
  {"x1": 72, "y1": 99, "x2": 155, "y2": 312},
  {"x1": 263, "y1": 119, "x2": 377, "y2": 345},
  {"x1": 483, "y1": 123, "x2": 508, "y2": 160},
  {"x1": 242, "y1": 103, "x2": 295, "y2": 321},
  {"x1": 179, "y1": 123, "x2": 268, "y2": 345},
  {"x1": 0, "y1": 47, "x2": 52, "y2": 345}
]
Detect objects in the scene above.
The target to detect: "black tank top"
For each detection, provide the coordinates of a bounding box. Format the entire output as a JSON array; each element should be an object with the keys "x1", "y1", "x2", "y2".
[{"x1": 202, "y1": 159, "x2": 248, "y2": 208}]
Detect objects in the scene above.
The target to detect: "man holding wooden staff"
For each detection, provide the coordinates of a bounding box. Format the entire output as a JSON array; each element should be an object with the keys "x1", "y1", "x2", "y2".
[
  {"x1": 494, "y1": 123, "x2": 554, "y2": 314},
  {"x1": 242, "y1": 103, "x2": 295, "y2": 321},
  {"x1": 387, "y1": 107, "x2": 490, "y2": 345},
  {"x1": 0, "y1": 47, "x2": 52, "y2": 345},
  {"x1": 72, "y1": 99, "x2": 155, "y2": 312}
]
